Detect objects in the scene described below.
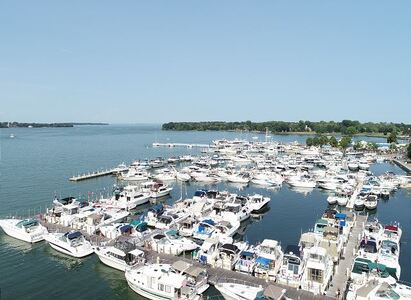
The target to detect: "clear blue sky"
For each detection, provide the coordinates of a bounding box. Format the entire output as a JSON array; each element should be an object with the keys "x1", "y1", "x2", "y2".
[{"x1": 1, "y1": 1, "x2": 410, "y2": 124}]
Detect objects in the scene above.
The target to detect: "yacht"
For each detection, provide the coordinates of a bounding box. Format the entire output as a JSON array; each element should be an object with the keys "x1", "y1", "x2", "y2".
[
  {"x1": 234, "y1": 248, "x2": 257, "y2": 274},
  {"x1": 0, "y1": 218, "x2": 48, "y2": 243},
  {"x1": 301, "y1": 246, "x2": 333, "y2": 295},
  {"x1": 44, "y1": 231, "x2": 94, "y2": 258},
  {"x1": 142, "y1": 181, "x2": 173, "y2": 198},
  {"x1": 364, "y1": 195, "x2": 378, "y2": 210},
  {"x1": 197, "y1": 237, "x2": 220, "y2": 266},
  {"x1": 171, "y1": 260, "x2": 209, "y2": 295},
  {"x1": 101, "y1": 185, "x2": 150, "y2": 210},
  {"x1": 254, "y1": 239, "x2": 284, "y2": 278},
  {"x1": 149, "y1": 230, "x2": 198, "y2": 255},
  {"x1": 215, "y1": 243, "x2": 242, "y2": 270},
  {"x1": 277, "y1": 245, "x2": 305, "y2": 288},
  {"x1": 215, "y1": 280, "x2": 264, "y2": 300},
  {"x1": 246, "y1": 194, "x2": 270, "y2": 213},
  {"x1": 125, "y1": 263, "x2": 201, "y2": 300},
  {"x1": 94, "y1": 245, "x2": 145, "y2": 271}
]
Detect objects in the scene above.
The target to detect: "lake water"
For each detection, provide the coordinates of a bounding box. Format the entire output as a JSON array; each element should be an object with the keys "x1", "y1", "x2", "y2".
[{"x1": 0, "y1": 124, "x2": 410, "y2": 299}]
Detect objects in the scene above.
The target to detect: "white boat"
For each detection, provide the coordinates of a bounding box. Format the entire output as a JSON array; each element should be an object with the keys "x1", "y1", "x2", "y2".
[
  {"x1": 150, "y1": 230, "x2": 198, "y2": 255},
  {"x1": 301, "y1": 246, "x2": 333, "y2": 295},
  {"x1": 125, "y1": 263, "x2": 201, "y2": 300},
  {"x1": 9, "y1": 133, "x2": 15, "y2": 138},
  {"x1": 142, "y1": 181, "x2": 173, "y2": 198},
  {"x1": 287, "y1": 176, "x2": 316, "y2": 188},
  {"x1": 154, "y1": 168, "x2": 176, "y2": 181},
  {"x1": 44, "y1": 231, "x2": 94, "y2": 258},
  {"x1": 348, "y1": 163, "x2": 359, "y2": 171},
  {"x1": 94, "y1": 246, "x2": 145, "y2": 271},
  {"x1": 100, "y1": 185, "x2": 150, "y2": 210},
  {"x1": 277, "y1": 245, "x2": 305, "y2": 288},
  {"x1": 227, "y1": 173, "x2": 250, "y2": 184},
  {"x1": 0, "y1": 218, "x2": 48, "y2": 243},
  {"x1": 326, "y1": 196, "x2": 338, "y2": 205},
  {"x1": 254, "y1": 239, "x2": 284, "y2": 278},
  {"x1": 176, "y1": 172, "x2": 191, "y2": 182},
  {"x1": 354, "y1": 198, "x2": 365, "y2": 210},
  {"x1": 215, "y1": 280, "x2": 264, "y2": 300},
  {"x1": 364, "y1": 195, "x2": 378, "y2": 210},
  {"x1": 246, "y1": 194, "x2": 270, "y2": 213},
  {"x1": 337, "y1": 196, "x2": 349, "y2": 206}
]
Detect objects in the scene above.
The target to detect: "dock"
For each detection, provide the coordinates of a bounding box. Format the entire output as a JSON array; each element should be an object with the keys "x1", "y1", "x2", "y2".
[
  {"x1": 326, "y1": 213, "x2": 368, "y2": 298},
  {"x1": 393, "y1": 159, "x2": 411, "y2": 173},
  {"x1": 152, "y1": 142, "x2": 211, "y2": 148},
  {"x1": 69, "y1": 169, "x2": 115, "y2": 181},
  {"x1": 143, "y1": 250, "x2": 334, "y2": 300}
]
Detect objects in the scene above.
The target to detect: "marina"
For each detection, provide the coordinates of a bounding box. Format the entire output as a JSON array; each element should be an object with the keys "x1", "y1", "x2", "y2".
[{"x1": 1, "y1": 126, "x2": 411, "y2": 300}]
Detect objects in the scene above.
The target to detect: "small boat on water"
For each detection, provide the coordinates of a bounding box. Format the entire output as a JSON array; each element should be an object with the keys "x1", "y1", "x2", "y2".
[
  {"x1": 9, "y1": 133, "x2": 15, "y2": 138},
  {"x1": 0, "y1": 218, "x2": 48, "y2": 243},
  {"x1": 44, "y1": 230, "x2": 94, "y2": 258},
  {"x1": 364, "y1": 195, "x2": 378, "y2": 210},
  {"x1": 94, "y1": 245, "x2": 144, "y2": 271}
]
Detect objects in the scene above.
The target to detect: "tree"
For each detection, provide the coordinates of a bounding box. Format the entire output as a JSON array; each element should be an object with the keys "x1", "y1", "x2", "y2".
[
  {"x1": 387, "y1": 132, "x2": 397, "y2": 144},
  {"x1": 367, "y1": 142, "x2": 379, "y2": 151},
  {"x1": 329, "y1": 136, "x2": 338, "y2": 147},
  {"x1": 339, "y1": 136, "x2": 352, "y2": 154},
  {"x1": 408, "y1": 143, "x2": 411, "y2": 159},
  {"x1": 306, "y1": 137, "x2": 314, "y2": 146},
  {"x1": 353, "y1": 141, "x2": 363, "y2": 150}
]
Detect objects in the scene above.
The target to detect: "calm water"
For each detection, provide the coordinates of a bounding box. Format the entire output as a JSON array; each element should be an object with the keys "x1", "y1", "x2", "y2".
[{"x1": 0, "y1": 125, "x2": 410, "y2": 299}]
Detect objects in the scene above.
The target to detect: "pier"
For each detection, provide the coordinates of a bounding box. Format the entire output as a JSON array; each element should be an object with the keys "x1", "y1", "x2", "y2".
[
  {"x1": 143, "y1": 250, "x2": 334, "y2": 300},
  {"x1": 326, "y1": 213, "x2": 368, "y2": 298},
  {"x1": 393, "y1": 159, "x2": 411, "y2": 173},
  {"x1": 69, "y1": 169, "x2": 115, "y2": 181}
]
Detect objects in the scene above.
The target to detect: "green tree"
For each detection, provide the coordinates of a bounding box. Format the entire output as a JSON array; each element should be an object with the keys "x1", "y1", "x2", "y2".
[
  {"x1": 367, "y1": 142, "x2": 379, "y2": 151},
  {"x1": 353, "y1": 141, "x2": 363, "y2": 150},
  {"x1": 306, "y1": 137, "x2": 314, "y2": 146},
  {"x1": 387, "y1": 132, "x2": 397, "y2": 144},
  {"x1": 389, "y1": 143, "x2": 397, "y2": 150},
  {"x1": 329, "y1": 136, "x2": 338, "y2": 147},
  {"x1": 339, "y1": 136, "x2": 352, "y2": 154},
  {"x1": 407, "y1": 143, "x2": 411, "y2": 159}
]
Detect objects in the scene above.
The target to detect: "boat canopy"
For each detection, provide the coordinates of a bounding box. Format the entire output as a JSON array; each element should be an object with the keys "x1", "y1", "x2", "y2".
[
  {"x1": 149, "y1": 204, "x2": 164, "y2": 214},
  {"x1": 172, "y1": 260, "x2": 191, "y2": 273},
  {"x1": 153, "y1": 234, "x2": 165, "y2": 240},
  {"x1": 119, "y1": 225, "x2": 132, "y2": 233},
  {"x1": 256, "y1": 256, "x2": 272, "y2": 266},
  {"x1": 384, "y1": 225, "x2": 399, "y2": 232},
  {"x1": 65, "y1": 231, "x2": 82, "y2": 239},
  {"x1": 335, "y1": 213, "x2": 346, "y2": 219},
  {"x1": 128, "y1": 249, "x2": 144, "y2": 257},
  {"x1": 185, "y1": 265, "x2": 206, "y2": 278},
  {"x1": 202, "y1": 219, "x2": 215, "y2": 226},
  {"x1": 17, "y1": 219, "x2": 39, "y2": 228},
  {"x1": 194, "y1": 190, "x2": 207, "y2": 197},
  {"x1": 241, "y1": 251, "x2": 255, "y2": 258},
  {"x1": 220, "y1": 244, "x2": 239, "y2": 254},
  {"x1": 166, "y1": 229, "x2": 179, "y2": 236}
]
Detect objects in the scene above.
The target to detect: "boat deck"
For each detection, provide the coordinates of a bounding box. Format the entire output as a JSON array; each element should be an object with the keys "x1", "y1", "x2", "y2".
[
  {"x1": 143, "y1": 249, "x2": 334, "y2": 300},
  {"x1": 326, "y1": 213, "x2": 368, "y2": 298}
]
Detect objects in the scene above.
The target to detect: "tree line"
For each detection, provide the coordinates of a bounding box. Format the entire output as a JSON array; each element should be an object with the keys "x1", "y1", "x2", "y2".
[{"x1": 162, "y1": 120, "x2": 411, "y2": 135}]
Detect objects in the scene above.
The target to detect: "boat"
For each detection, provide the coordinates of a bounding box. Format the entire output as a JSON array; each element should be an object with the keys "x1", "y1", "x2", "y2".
[
  {"x1": 94, "y1": 245, "x2": 145, "y2": 271},
  {"x1": 215, "y1": 243, "x2": 243, "y2": 270},
  {"x1": 9, "y1": 133, "x2": 15, "y2": 138},
  {"x1": 142, "y1": 181, "x2": 173, "y2": 198},
  {"x1": 215, "y1": 280, "x2": 264, "y2": 300},
  {"x1": 176, "y1": 172, "x2": 191, "y2": 182},
  {"x1": 125, "y1": 263, "x2": 201, "y2": 300},
  {"x1": 326, "y1": 195, "x2": 338, "y2": 205},
  {"x1": 301, "y1": 246, "x2": 333, "y2": 294},
  {"x1": 246, "y1": 194, "x2": 270, "y2": 213},
  {"x1": 364, "y1": 195, "x2": 378, "y2": 210},
  {"x1": 0, "y1": 218, "x2": 48, "y2": 243},
  {"x1": 354, "y1": 197, "x2": 365, "y2": 210},
  {"x1": 254, "y1": 239, "x2": 284, "y2": 278},
  {"x1": 171, "y1": 260, "x2": 209, "y2": 295},
  {"x1": 44, "y1": 230, "x2": 94, "y2": 258},
  {"x1": 277, "y1": 245, "x2": 305, "y2": 288},
  {"x1": 149, "y1": 230, "x2": 198, "y2": 255}
]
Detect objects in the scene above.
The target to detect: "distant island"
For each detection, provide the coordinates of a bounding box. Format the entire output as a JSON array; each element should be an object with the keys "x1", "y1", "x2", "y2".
[
  {"x1": 162, "y1": 120, "x2": 411, "y2": 136},
  {"x1": 1, "y1": 122, "x2": 109, "y2": 128}
]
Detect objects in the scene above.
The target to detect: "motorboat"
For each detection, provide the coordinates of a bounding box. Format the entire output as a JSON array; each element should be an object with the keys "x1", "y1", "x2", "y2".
[
  {"x1": 301, "y1": 246, "x2": 333, "y2": 295},
  {"x1": 149, "y1": 230, "x2": 198, "y2": 255},
  {"x1": 44, "y1": 231, "x2": 94, "y2": 258},
  {"x1": 254, "y1": 239, "x2": 284, "y2": 278},
  {"x1": 0, "y1": 218, "x2": 48, "y2": 243},
  {"x1": 277, "y1": 245, "x2": 305, "y2": 288},
  {"x1": 215, "y1": 280, "x2": 264, "y2": 300},
  {"x1": 171, "y1": 260, "x2": 209, "y2": 295},
  {"x1": 125, "y1": 263, "x2": 201, "y2": 300},
  {"x1": 354, "y1": 198, "x2": 365, "y2": 210},
  {"x1": 94, "y1": 245, "x2": 144, "y2": 271},
  {"x1": 246, "y1": 194, "x2": 270, "y2": 213},
  {"x1": 142, "y1": 181, "x2": 173, "y2": 198},
  {"x1": 364, "y1": 195, "x2": 378, "y2": 210}
]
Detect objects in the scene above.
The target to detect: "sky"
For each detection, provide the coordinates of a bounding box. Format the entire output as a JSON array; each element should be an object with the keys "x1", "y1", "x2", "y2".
[{"x1": 0, "y1": 1, "x2": 410, "y2": 124}]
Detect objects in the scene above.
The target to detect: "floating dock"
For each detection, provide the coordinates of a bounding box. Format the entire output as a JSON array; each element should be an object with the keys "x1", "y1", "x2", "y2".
[
  {"x1": 326, "y1": 213, "x2": 368, "y2": 298},
  {"x1": 69, "y1": 169, "x2": 115, "y2": 181},
  {"x1": 393, "y1": 159, "x2": 411, "y2": 173}
]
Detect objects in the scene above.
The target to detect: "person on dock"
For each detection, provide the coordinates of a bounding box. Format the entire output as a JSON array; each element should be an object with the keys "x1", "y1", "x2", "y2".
[{"x1": 336, "y1": 288, "x2": 341, "y2": 300}]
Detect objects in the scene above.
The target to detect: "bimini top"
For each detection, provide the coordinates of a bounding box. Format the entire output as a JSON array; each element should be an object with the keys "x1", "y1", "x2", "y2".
[
  {"x1": 335, "y1": 212, "x2": 346, "y2": 220},
  {"x1": 16, "y1": 219, "x2": 39, "y2": 228},
  {"x1": 194, "y1": 190, "x2": 207, "y2": 197},
  {"x1": 261, "y1": 239, "x2": 279, "y2": 249},
  {"x1": 201, "y1": 219, "x2": 215, "y2": 226},
  {"x1": 119, "y1": 224, "x2": 132, "y2": 233},
  {"x1": 149, "y1": 204, "x2": 164, "y2": 214},
  {"x1": 384, "y1": 225, "x2": 399, "y2": 232},
  {"x1": 65, "y1": 231, "x2": 82, "y2": 240},
  {"x1": 240, "y1": 251, "x2": 255, "y2": 258},
  {"x1": 219, "y1": 244, "x2": 239, "y2": 254}
]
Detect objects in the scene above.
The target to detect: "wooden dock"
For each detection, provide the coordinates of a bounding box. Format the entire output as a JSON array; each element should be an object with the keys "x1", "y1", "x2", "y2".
[
  {"x1": 143, "y1": 250, "x2": 333, "y2": 300},
  {"x1": 69, "y1": 169, "x2": 115, "y2": 181},
  {"x1": 393, "y1": 159, "x2": 411, "y2": 173},
  {"x1": 326, "y1": 213, "x2": 367, "y2": 298}
]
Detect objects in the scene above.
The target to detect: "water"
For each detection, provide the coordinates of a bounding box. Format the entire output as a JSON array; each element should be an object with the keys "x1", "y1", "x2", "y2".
[{"x1": 0, "y1": 125, "x2": 410, "y2": 299}]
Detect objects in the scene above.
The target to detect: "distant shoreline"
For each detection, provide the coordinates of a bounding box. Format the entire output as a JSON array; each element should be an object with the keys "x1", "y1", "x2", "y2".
[{"x1": 0, "y1": 122, "x2": 109, "y2": 128}]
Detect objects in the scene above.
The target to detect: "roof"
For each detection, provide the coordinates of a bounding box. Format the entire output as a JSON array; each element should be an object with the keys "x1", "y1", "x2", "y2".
[
  {"x1": 185, "y1": 265, "x2": 206, "y2": 277},
  {"x1": 261, "y1": 239, "x2": 279, "y2": 248},
  {"x1": 65, "y1": 231, "x2": 82, "y2": 239},
  {"x1": 264, "y1": 285, "x2": 286, "y2": 300},
  {"x1": 241, "y1": 251, "x2": 255, "y2": 257},
  {"x1": 128, "y1": 249, "x2": 144, "y2": 257},
  {"x1": 220, "y1": 243, "x2": 239, "y2": 253}
]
